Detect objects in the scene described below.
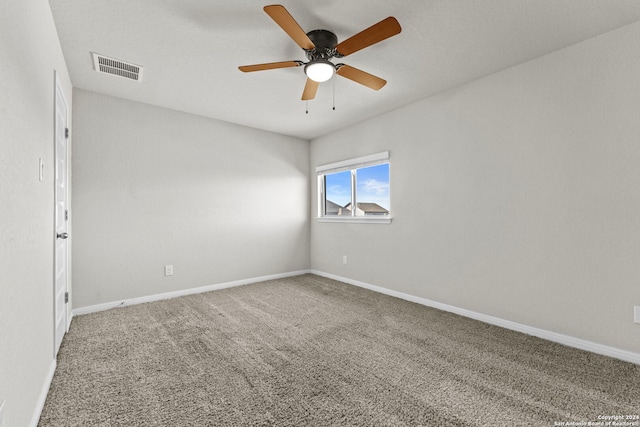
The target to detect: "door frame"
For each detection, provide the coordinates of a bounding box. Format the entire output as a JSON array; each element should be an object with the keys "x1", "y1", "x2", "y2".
[{"x1": 53, "y1": 71, "x2": 70, "y2": 357}]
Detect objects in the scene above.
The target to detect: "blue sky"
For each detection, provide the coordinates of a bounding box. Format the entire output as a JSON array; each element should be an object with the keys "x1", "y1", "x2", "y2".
[{"x1": 325, "y1": 163, "x2": 390, "y2": 210}]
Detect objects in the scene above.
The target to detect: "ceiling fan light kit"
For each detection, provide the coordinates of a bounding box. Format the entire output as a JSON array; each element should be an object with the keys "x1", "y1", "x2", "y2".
[
  {"x1": 305, "y1": 60, "x2": 335, "y2": 82},
  {"x1": 238, "y1": 4, "x2": 401, "y2": 102}
]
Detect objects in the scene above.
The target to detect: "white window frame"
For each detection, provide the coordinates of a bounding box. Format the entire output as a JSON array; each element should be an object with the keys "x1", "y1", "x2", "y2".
[{"x1": 316, "y1": 151, "x2": 391, "y2": 224}]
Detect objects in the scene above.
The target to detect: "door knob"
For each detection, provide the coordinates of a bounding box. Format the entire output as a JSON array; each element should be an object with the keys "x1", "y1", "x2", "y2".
[{"x1": 57, "y1": 232, "x2": 69, "y2": 239}]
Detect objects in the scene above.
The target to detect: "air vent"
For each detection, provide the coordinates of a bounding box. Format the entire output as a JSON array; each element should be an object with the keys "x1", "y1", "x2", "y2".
[{"x1": 92, "y1": 53, "x2": 143, "y2": 81}]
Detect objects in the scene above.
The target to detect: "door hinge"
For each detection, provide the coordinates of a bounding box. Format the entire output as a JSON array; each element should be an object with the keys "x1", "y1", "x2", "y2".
[
  {"x1": 65, "y1": 127, "x2": 69, "y2": 139},
  {"x1": 64, "y1": 292, "x2": 69, "y2": 304},
  {"x1": 65, "y1": 210, "x2": 69, "y2": 221}
]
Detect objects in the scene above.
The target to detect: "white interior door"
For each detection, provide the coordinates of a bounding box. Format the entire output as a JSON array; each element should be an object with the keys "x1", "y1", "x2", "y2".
[{"x1": 54, "y1": 76, "x2": 69, "y2": 356}]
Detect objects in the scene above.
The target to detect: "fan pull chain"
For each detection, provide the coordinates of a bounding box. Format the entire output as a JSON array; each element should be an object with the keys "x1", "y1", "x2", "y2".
[
  {"x1": 332, "y1": 77, "x2": 336, "y2": 111},
  {"x1": 306, "y1": 101, "x2": 309, "y2": 114}
]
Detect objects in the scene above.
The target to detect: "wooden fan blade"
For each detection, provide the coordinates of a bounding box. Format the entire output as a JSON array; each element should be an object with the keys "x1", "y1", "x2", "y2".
[
  {"x1": 336, "y1": 64, "x2": 386, "y2": 90},
  {"x1": 301, "y1": 78, "x2": 319, "y2": 100},
  {"x1": 335, "y1": 17, "x2": 401, "y2": 57},
  {"x1": 238, "y1": 61, "x2": 302, "y2": 72},
  {"x1": 264, "y1": 5, "x2": 315, "y2": 50}
]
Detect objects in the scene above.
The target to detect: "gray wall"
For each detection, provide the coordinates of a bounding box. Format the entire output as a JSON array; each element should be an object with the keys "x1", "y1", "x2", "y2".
[
  {"x1": 310, "y1": 22, "x2": 640, "y2": 354},
  {"x1": 71, "y1": 90, "x2": 310, "y2": 308},
  {"x1": 0, "y1": 1, "x2": 73, "y2": 426}
]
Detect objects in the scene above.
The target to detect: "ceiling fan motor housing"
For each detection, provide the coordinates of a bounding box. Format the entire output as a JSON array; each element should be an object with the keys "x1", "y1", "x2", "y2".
[{"x1": 305, "y1": 29, "x2": 339, "y2": 60}]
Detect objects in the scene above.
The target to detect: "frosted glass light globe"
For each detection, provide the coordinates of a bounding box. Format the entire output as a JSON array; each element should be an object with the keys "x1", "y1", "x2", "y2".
[{"x1": 305, "y1": 60, "x2": 335, "y2": 82}]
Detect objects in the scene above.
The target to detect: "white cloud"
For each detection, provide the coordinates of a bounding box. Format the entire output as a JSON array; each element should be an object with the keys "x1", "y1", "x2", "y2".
[
  {"x1": 327, "y1": 184, "x2": 349, "y2": 195},
  {"x1": 359, "y1": 179, "x2": 389, "y2": 196}
]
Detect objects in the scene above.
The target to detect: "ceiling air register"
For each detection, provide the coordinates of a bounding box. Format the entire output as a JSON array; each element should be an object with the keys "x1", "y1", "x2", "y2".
[{"x1": 92, "y1": 52, "x2": 143, "y2": 81}]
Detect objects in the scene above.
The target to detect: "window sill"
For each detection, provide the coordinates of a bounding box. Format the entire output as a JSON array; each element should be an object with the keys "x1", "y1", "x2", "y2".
[{"x1": 316, "y1": 216, "x2": 392, "y2": 224}]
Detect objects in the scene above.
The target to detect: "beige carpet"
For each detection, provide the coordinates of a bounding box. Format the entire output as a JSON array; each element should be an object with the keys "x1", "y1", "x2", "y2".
[{"x1": 39, "y1": 274, "x2": 639, "y2": 426}]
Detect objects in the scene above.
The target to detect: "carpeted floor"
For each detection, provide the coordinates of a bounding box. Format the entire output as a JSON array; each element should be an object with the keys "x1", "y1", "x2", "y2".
[{"x1": 39, "y1": 274, "x2": 639, "y2": 426}]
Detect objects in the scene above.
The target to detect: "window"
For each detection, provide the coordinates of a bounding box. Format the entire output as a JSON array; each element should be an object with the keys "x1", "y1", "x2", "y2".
[
  {"x1": 324, "y1": 170, "x2": 352, "y2": 216},
  {"x1": 317, "y1": 152, "x2": 391, "y2": 223}
]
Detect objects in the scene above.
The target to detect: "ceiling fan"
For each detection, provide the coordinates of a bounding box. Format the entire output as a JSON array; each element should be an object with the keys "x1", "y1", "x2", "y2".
[{"x1": 239, "y1": 5, "x2": 401, "y2": 101}]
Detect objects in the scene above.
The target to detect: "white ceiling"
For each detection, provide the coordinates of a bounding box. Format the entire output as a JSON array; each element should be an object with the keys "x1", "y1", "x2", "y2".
[{"x1": 49, "y1": 0, "x2": 640, "y2": 140}]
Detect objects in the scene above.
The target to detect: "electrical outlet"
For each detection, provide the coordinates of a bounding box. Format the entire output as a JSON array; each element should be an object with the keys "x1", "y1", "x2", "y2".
[
  {"x1": 164, "y1": 265, "x2": 173, "y2": 276},
  {"x1": 342, "y1": 255, "x2": 348, "y2": 265},
  {"x1": 634, "y1": 306, "x2": 640, "y2": 324}
]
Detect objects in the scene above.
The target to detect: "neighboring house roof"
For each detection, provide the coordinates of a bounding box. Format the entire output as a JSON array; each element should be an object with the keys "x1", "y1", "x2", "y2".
[
  {"x1": 358, "y1": 202, "x2": 389, "y2": 214},
  {"x1": 325, "y1": 200, "x2": 344, "y2": 213},
  {"x1": 344, "y1": 202, "x2": 389, "y2": 214}
]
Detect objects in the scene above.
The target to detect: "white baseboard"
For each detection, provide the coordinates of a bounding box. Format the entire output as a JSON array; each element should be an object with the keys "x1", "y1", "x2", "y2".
[
  {"x1": 310, "y1": 270, "x2": 640, "y2": 366},
  {"x1": 72, "y1": 270, "x2": 311, "y2": 317},
  {"x1": 30, "y1": 358, "x2": 56, "y2": 427}
]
